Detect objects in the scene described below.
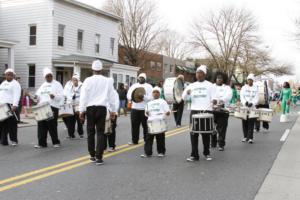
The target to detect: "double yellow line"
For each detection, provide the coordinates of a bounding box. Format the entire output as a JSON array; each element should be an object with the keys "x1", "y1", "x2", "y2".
[{"x1": 0, "y1": 126, "x2": 189, "y2": 192}]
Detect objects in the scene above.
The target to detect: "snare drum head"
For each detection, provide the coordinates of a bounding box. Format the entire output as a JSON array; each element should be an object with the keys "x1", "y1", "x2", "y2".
[
  {"x1": 192, "y1": 113, "x2": 214, "y2": 118},
  {"x1": 132, "y1": 87, "x2": 146, "y2": 103},
  {"x1": 174, "y1": 78, "x2": 184, "y2": 103}
]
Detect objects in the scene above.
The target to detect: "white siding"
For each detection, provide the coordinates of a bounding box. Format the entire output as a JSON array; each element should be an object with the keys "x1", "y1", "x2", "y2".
[
  {"x1": 52, "y1": 0, "x2": 119, "y2": 62},
  {"x1": 0, "y1": 0, "x2": 53, "y2": 89}
]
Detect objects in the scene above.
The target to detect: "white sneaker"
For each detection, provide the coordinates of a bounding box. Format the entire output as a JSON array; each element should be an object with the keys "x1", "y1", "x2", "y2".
[
  {"x1": 140, "y1": 154, "x2": 151, "y2": 158},
  {"x1": 34, "y1": 144, "x2": 42, "y2": 148},
  {"x1": 248, "y1": 139, "x2": 254, "y2": 144},
  {"x1": 53, "y1": 144, "x2": 61, "y2": 148},
  {"x1": 205, "y1": 155, "x2": 213, "y2": 161},
  {"x1": 242, "y1": 138, "x2": 248, "y2": 142},
  {"x1": 157, "y1": 153, "x2": 165, "y2": 157},
  {"x1": 107, "y1": 147, "x2": 116, "y2": 152},
  {"x1": 11, "y1": 142, "x2": 18, "y2": 146}
]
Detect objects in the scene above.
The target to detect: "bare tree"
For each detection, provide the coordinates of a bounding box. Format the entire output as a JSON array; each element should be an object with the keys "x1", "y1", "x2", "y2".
[
  {"x1": 191, "y1": 7, "x2": 259, "y2": 79},
  {"x1": 157, "y1": 30, "x2": 193, "y2": 60},
  {"x1": 103, "y1": 0, "x2": 165, "y2": 67}
]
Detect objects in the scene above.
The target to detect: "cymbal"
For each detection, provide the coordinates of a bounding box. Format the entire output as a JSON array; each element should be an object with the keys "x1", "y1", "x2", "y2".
[{"x1": 132, "y1": 87, "x2": 146, "y2": 103}]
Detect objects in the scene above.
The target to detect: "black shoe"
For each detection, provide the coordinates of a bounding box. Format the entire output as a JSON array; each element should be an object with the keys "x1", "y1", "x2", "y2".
[
  {"x1": 95, "y1": 159, "x2": 104, "y2": 165},
  {"x1": 90, "y1": 157, "x2": 96, "y2": 163}
]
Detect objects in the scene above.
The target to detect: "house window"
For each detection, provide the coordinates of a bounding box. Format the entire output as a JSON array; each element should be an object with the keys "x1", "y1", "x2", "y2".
[
  {"x1": 95, "y1": 34, "x2": 100, "y2": 53},
  {"x1": 77, "y1": 30, "x2": 84, "y2": 51},
  {"x1": 29, "y1": 25, "x2": 37, "y2": 46},
  {"x1": 58, "y1": 24, "x2": 65, "y2": 47},
  {"x1": 157, "y1": 62, "x2": 162, "y2": 71},
  {"x1": 130, "y1": 77, "x2": 136, "y2": 86},
  {"x1": 150, "y1": 61, "x2": 156, "y2": 70},
  {"x1": 126, "y1": 75, "x2": 130, "y2": 85},
  {"x1": 28, "y1": 64, "x2": 35, "y2": 87},
  {"x1": 110, "y1": 38, "x2": 115, "y2": 55}
]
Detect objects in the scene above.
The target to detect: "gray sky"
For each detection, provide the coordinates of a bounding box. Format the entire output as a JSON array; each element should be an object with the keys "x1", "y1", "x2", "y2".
[{"x1": 78, "y1": 0, "x2": 300, "y2": 80}]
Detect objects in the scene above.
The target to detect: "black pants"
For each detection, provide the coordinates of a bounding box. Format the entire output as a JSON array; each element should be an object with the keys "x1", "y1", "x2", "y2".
[
  {"x1": 211, "y1": 111, "x2": 229, "y2": 147},
  {"x1": 173, "y1": 101, "x2": 184, "y2": 126},
  {"x1": 86, "y1": 106, "x2": 106, "y2": 160},
  {"x1": 130, "y1": 109, "x2": 148, "y2": 144},
  {"x1": 190, "y1": 110, "x2": 211, "y2": 159},
  {"x1": 144, "y1": 132, "x2": 166, "y2": 155},
  {"x1": 37, "y1": 107, "x2": 60, "y2": 147},
  {"x1": 106, "y1": 117, "x2": 117, "y2": 149},
  {"x1": 65, "y1": 113, "x2": 84, "y2": 137},
  {"x1": 1, "y1": 115, "x2": 18, "y2": 145},
  {"x1": 242, "y1": 117, "x2": 256, "y2": 140},
  {"x1": 255, "y1": 104, "x2": 270, "y2": 131}
]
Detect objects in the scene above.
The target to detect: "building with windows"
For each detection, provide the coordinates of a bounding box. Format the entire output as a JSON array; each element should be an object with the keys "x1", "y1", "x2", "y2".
[{"x1": 0, "y1": 0, "x2": 128, "y2": 89}]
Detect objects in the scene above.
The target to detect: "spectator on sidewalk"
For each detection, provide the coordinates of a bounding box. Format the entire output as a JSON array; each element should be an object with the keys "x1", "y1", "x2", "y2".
[
  {"x1": 117, "y1": 83, "x2": 127, "y2": 116},
  {"x1": 22, "y1": 90, "x2": 33, "y2": 117}
]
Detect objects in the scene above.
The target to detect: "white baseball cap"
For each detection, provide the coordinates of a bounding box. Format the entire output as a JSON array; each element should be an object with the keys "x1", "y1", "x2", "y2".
[
  {"x1": 138, "y1": 73, "x2": 147, "y2": 80},
  {"x1": 43, "y1": 68, "x2": 53, "y2": 77},
  {"x1": 92, "y1": 60, "x2": 103, "y2": 71},
  {"x1": 4, "y1": 68, "x2": 15, "y2": 74},
  {"x1": 196, "y1": 65, "x2": 207, "y2": 74},
  {"x1": 152, "y1": 86, "x2": 161, "y2": 94},
  {"x1": 247, "y1": 73, "x2": 255, "y2": 81}
]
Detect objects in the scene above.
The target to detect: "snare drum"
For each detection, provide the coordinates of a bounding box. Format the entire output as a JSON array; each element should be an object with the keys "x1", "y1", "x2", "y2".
[
  {"x1": 147, "y1": 119, "x2": 167, "y2": 134},
  {"x1": 190, "y1": 113, "x2": 214, "y2": 134},
  {"x1": 32, "y1": 102, "x2": 53, "y2": 121},
  {"x1": 59, "y1": 103, "x2": 74, "y2": 117},
  {"x1": 258, "y1": 108, "x2": 274, "y2": 122},
  {"x1": 0, "y1": 103, "x2": 13, "y2": 122},
  {"x1": 234, "y1": 107, "x2": 248, "y2": 120},
  {"x1": 249, "y1": 109, "x2": 260, "y2": 119},
  {"x1": 163, "y1": 77, "x2": 184, "y2": 104}
]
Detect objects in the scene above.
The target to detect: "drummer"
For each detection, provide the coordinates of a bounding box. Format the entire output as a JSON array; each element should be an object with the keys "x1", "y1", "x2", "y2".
[
  {"x1": 211, "y1": 72, "x2": 232, "y2": 151},
  {"x1": 63, "y1": 74, "x2": 83, "y2": 139},
  {"x1": 34, "y1": 68, "x2": 64, "y2": 148},
  {"x1": 182, "y1": 65, "x2": 215, "y2": 162},
  {"x1": 240, "y1": 73, "x2": 259, "y2": 144},
  {"x1": 126, "y1": 73, "x2": 153, "y2": 145},
  {"x1": 0, "y1": 68, "x2": 21, "y2": 146},
  {"x1": 173, "y1": 74, "x2": 185, "y2": 128},
  {"x1": 141, "y1": 86, "x2": 170, "y2": 158}
]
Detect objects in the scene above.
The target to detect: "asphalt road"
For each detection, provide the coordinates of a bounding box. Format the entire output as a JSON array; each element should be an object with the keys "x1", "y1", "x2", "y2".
[{"x1": 0, "y1": 109, "x2": 298, "y2": 200}]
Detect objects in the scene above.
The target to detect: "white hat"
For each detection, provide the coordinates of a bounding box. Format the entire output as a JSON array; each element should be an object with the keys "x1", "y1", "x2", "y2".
[
  {"x1": 153, "y1": 86, "x2": 161, "y2": 94},
  {"x1": 72, "y1": 73, "x2": 80, "y2": 80},
  {"x1": 43, "y1": 68, "x2": 53, "y2": 77},
  {"x1": 196, "y1": 65, "x2": 207, "y2": 74},
  {"x1": 247, "y1": 73, "x2": 255, "y2": 81},
  {"x1": 92, "y1": 60, "x2": 103, "y2": 71},
  {"x1": 138, "y1": 73, "x2": 147, "y2": 80},
  {"x1": 4, "y1": 68, "x2": 15, "y2": 74}
]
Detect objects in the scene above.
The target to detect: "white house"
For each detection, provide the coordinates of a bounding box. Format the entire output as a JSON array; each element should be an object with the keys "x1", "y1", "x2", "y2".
[{"x1": 0, "y1": 0, "x2": 139, "y2": 89}]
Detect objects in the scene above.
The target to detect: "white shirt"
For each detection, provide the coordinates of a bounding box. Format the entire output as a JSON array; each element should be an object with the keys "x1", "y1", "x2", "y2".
[
  {"x1": 182, "y1": 80, "x2": 215, "y2": 111},
  {"x1": 36, "y1": 80, "x2": 64, "y2": 109},
  {"x1": 212, "y1": 84, "x2": 233, "y2": 106},
  {"x1": 0, "y1": 79, "x2": 21, "y2": 107},
  {"x1": 145, "y1": 98, "x2": 170, "y2": 121},
  {"x1": 64, "y1": 81, "x2": 82, "y2": 104},
  {"x1": 127, "y1": 82, "x2": 153, "y2": 110},
  {"x1": 79, "y1": 74, "x2": 116, "y2": 112},
  {"x1": 107, "y1": 89, "x2": 120, "y2": 113},
  {"x1": 240, "y1": 84, "x2": 259, "y2": 107}
]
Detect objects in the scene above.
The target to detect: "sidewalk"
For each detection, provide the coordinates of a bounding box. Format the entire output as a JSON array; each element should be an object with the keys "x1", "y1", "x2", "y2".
[{"x1": 254, "y1": 115, "x2": 300, "y2": 200}]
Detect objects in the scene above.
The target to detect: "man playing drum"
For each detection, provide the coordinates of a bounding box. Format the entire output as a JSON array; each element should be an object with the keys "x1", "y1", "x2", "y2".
[
  {"x1": 240, "y1": 73, "x2": 259, "y2": 144},
  {"x1": 211, "y1": 72, "x2": 232, "y2": 151},
  {"x1": 0, "y1": 68, "x2": 21, "y2": 146},
  {"x1": 79, "y1": 60, "x2": 118, "y2": 165},
  {"x1": 182, "y1": 65, "x2": 215, "y2": 162},
  {"x1": 126, "y1": 73, "x2": 153, "y2": 145},
  {"x1": 141, "y1": 86, "x2": 170, "y2": 158},
  {"x1": 64, "y1": 74, "x2": 84, "y2": 139},
  {"x1": 34, "y1": 68, "x2": 64, "y2": 148}
]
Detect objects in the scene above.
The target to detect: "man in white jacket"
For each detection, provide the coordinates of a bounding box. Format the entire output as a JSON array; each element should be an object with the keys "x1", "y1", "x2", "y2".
[
  {"x1": 126, "y1": 73, "x2": 153, "y2": 145},
  {"x1": 211, "y1": 72, "x2": 232, "y2": 151},
  {"x1": 240, "y1": 73, "x2": 259, "y2": 143},
  {"x1": 79, "y1": 60, "x2": 117, "y2": 165},
  {"x1": 182, "y1": 65, "x2": 215, "y2": 162},
  {"x1": 0, "y1": 68, "x2": 21, "y2": 146},
  {"x1": 35, "y1": 68, "x2": 64, "y2": 148}
]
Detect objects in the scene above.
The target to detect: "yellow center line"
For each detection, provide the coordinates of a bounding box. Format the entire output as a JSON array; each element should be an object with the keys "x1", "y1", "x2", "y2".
[{"x1": 0, "y1": 126, "x2": 189, "y2": 187}]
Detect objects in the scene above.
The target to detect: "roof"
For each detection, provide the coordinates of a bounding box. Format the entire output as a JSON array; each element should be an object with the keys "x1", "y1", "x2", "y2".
[
  {"x1": 0, "y1": 39, "x2": 18, "y2": 48},
  {"x1": 60, "y1": 0, "x2": 122, "y2": 22}
]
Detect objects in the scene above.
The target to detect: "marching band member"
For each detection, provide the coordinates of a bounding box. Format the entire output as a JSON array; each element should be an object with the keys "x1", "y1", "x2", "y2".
[
  {"x1": 34, "y1": 68, "x2": 64, "y2": 148},
  {"x1": 0, "y1": 68, "x2": 21, "y2": 146},
  {"x1": 64, "y1": 74, "x2": 83, "y2": 139},
  {"x1": 211, "y1": 72, "x2": 232, "y2": 151},
  {"x1": 182, "y1": 65, "x2": 215, "y2": 162},
  {"x1": 79, "y1": 60, "x2": 117, "y2": 165},
  {"x1": 141, "y1": 86, "x2": 170, "y2": 158},
  {"x1": 173, "y1": 74, "x2": 185, "y2": 128},
  {"x1": 126, "y1": 73, "x2": 153, "y2": 145},
  {"x1": 105, "y1": 86, "x2": 119, "y2": 152},
  {"x1": 240, "y1": 73, "x2": 259, "y2": 143}
]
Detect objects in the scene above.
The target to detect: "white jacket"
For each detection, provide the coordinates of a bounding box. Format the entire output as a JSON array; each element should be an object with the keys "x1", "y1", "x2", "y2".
[
  {"x1": 145, "y1": 98, "x2": 170, "y2": 121},
  {"x1": 36, "y1": 80, "x2": 64, "y2": 109},
  {"x1": 240, "y1": 84, "x2": 259, "y2": 107},
  {"x1": 0, "y1": 79, "x2": 21, "y2": 107},
  {"x1": 212, "y1": 84, "x2": 233, "y2": 106}
]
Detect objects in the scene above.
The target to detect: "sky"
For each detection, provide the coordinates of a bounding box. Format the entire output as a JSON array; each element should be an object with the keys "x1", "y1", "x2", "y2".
[{"x1": 78, "y1": 0, "x2": 300, "y2": 81}]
